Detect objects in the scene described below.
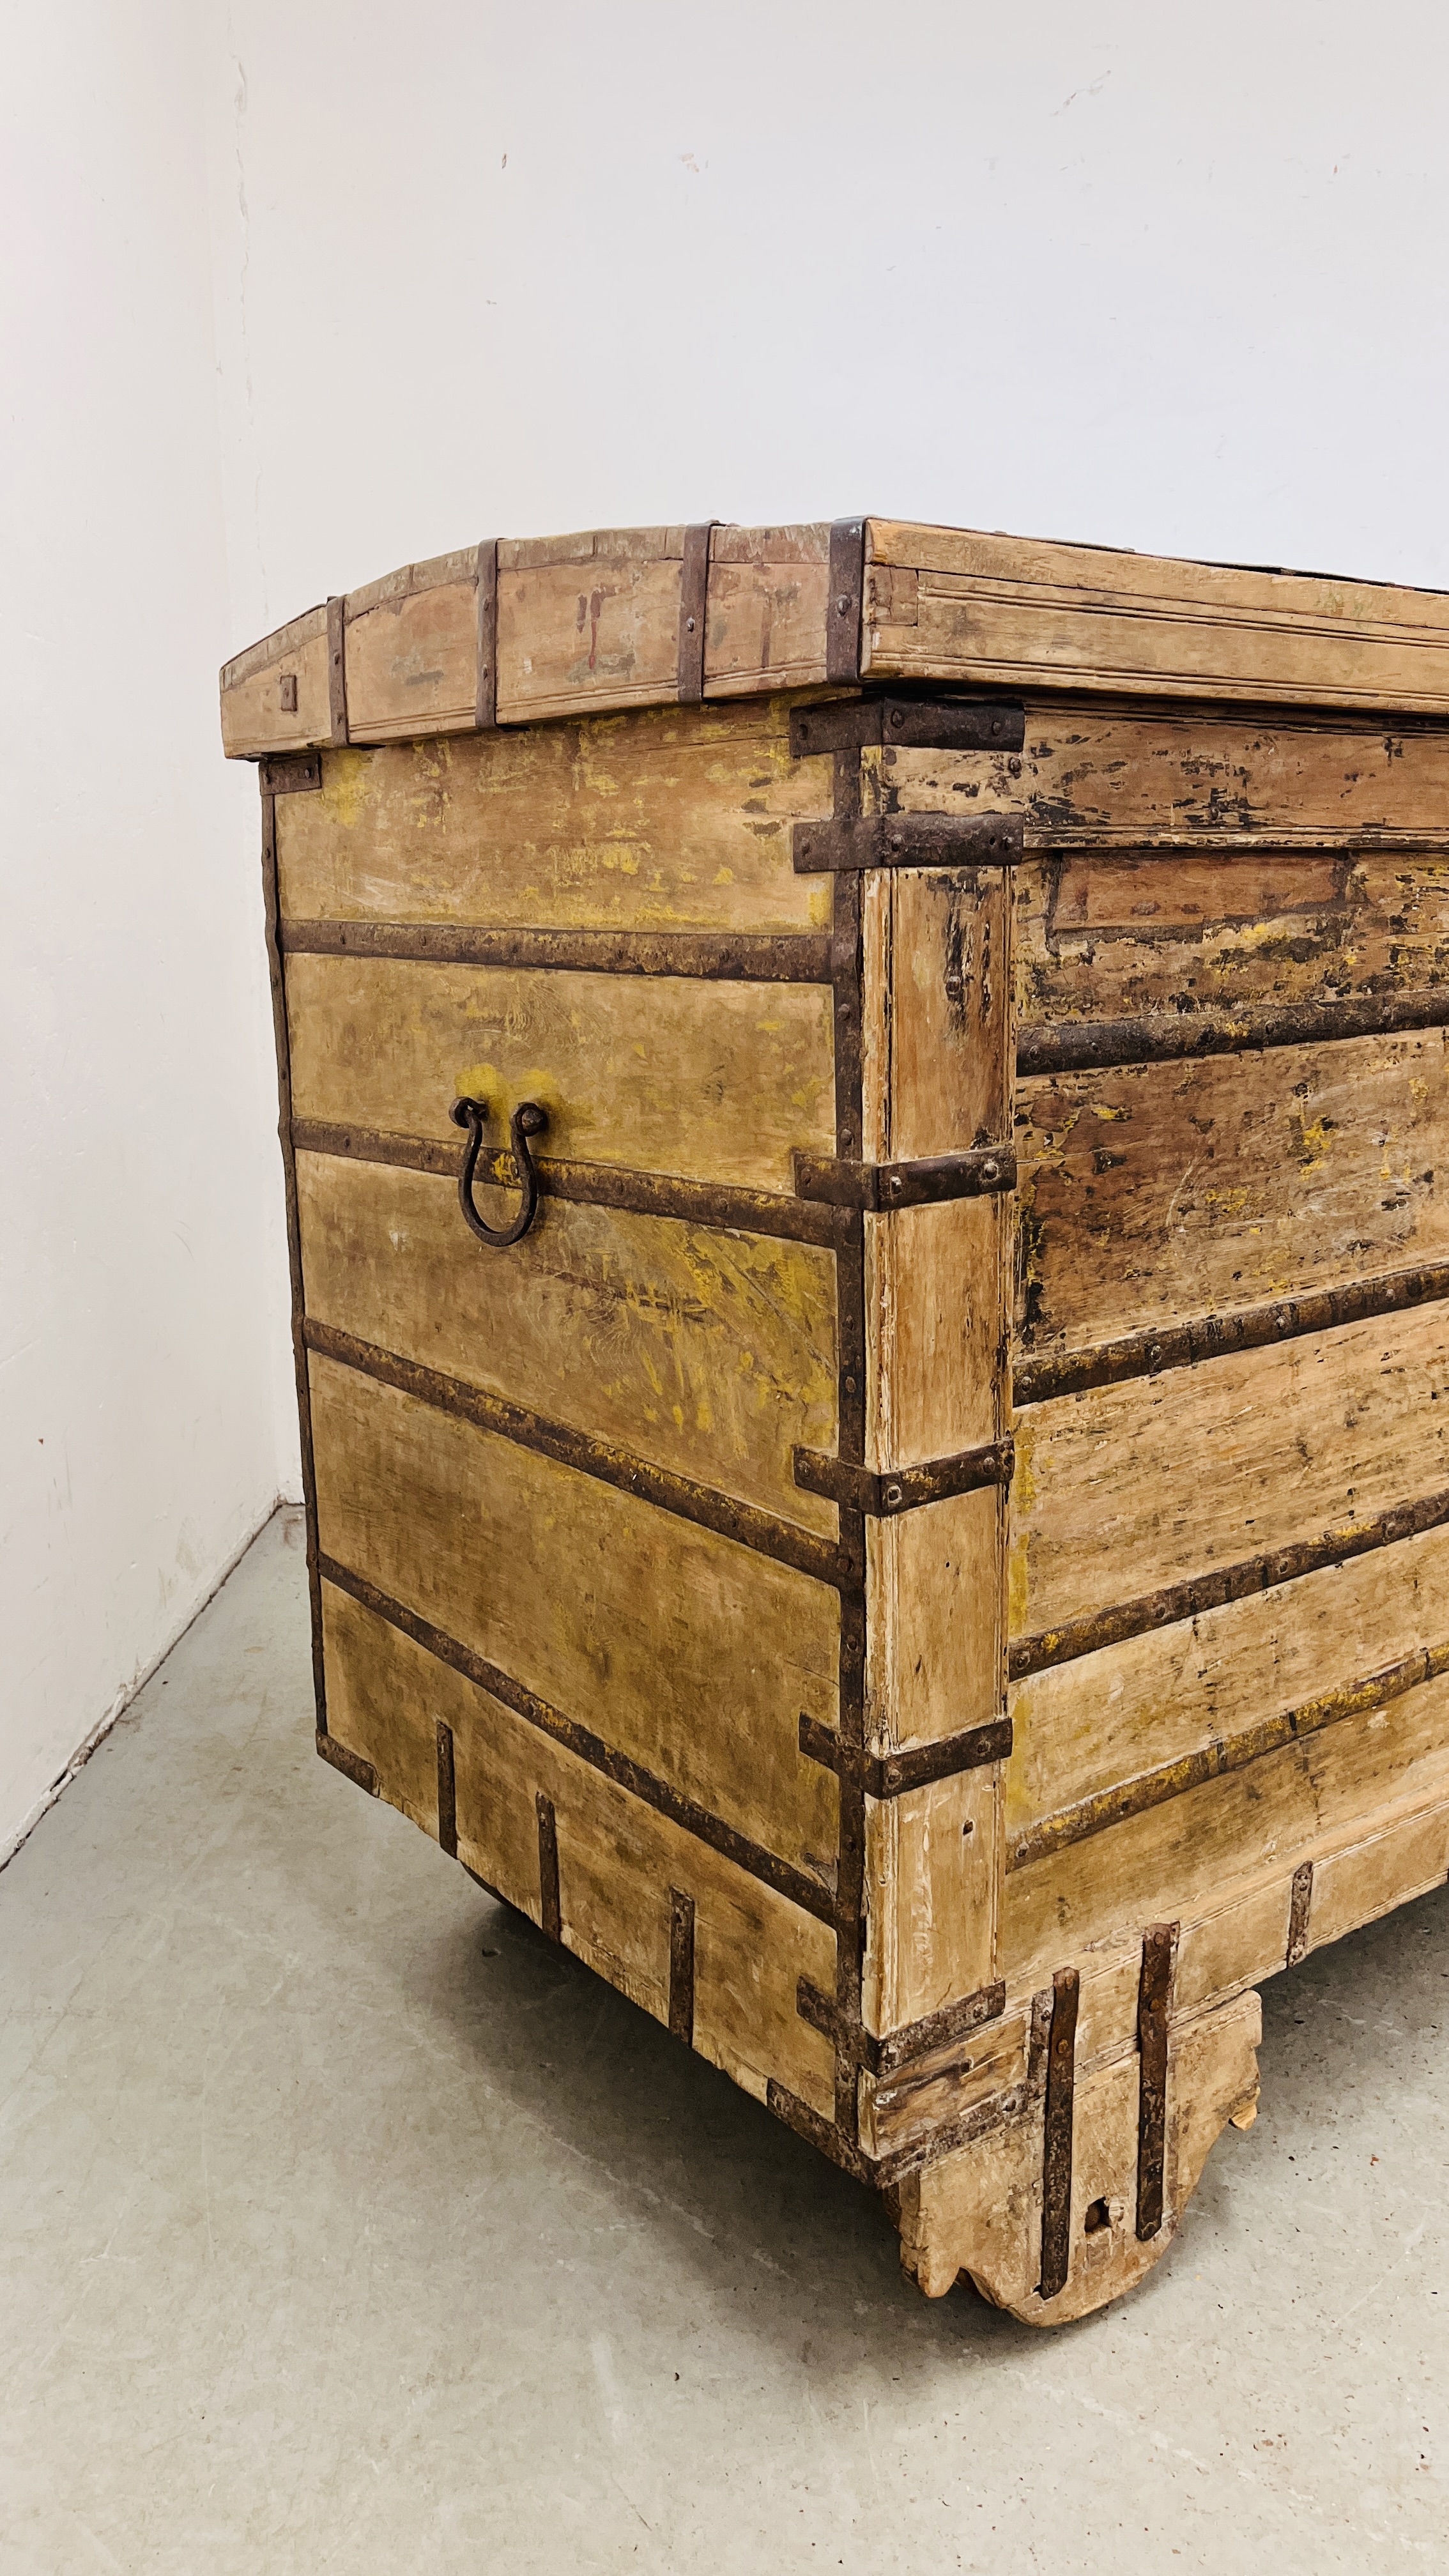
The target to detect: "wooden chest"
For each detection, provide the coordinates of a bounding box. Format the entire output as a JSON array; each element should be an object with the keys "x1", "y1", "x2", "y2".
[{"x1": 223, "y1": 519, "x2": 1449, "y2": 2323}]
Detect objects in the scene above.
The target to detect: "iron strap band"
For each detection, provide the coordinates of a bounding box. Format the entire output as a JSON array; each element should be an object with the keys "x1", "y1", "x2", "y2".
[
  {"x1": 794, "y1": 1437, "x2": 1013, "y2": 1517},
  {"x1": 793, "y1": 1145, "x2": 1014, "y2": 1209},
  {"x1": 793, "y1": 813, "x2": 1024, "y2": 873},
  {"x1": 799, "y1": 1711, "x2": 1014, "y2": 1798}
]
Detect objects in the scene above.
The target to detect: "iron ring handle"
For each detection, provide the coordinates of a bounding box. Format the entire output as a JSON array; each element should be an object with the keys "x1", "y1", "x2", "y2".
[{"x1": 449, "y1": 1096, "x2": 548, "y2": 1247}]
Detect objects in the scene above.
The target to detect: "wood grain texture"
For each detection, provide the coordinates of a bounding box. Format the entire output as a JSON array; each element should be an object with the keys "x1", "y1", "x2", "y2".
[
  {"x1": 309, "y1": 1353, "x2": 841, "y2": 1880},
  {"x1": 221, "y1": 604, "x2": 330, "y2": 758},
  {"x1": 864, "y1": 522, "x2": 1449, "y2": 714},
  {"x1": 1011, "y1": 1302, "x2": 1449, "y2": 1646},
  {"x1": 1015, "y1": 1029, "x2": 1449, "y2": 1360},
  {"x1": 344, "y1": 548, "x2": 481, "y2": 741},
  {"x1": 1013, "y1": 852, "x2": 1449, "y2": 1032},
  {"x1": 1000, "y1": 1667, "x2": 1449, "y2": 1977},
  {"x1": 321, "y1": 1581, "x2": 838, "y2": 2118},
  {"x1": 879, "y1": 714, "x2": 1449, "y2": 853},
  {"x1": 283, "y1": 954, "x2": 834, "y2": 1192},
  {"x1": 1006, "y1": 1522, "x2": 1449, "y2": 1841},
  {"x1": 273, "y1": 709, "x2": 832, "y2": 935},
  {"x1": 295, "y1": 1149, "x2": 838, "y2": 1534}
]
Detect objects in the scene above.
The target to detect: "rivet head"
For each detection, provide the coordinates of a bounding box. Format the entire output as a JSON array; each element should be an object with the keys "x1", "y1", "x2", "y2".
[
  {"x1": 884, "y1": 1484, "x2": 903, "y2": 1508},
  {"x1": 685, "y1": 615, "x2": 696, "y2": 632},
  {"x1": 887, "y1": 1174, "x2": 903, "y2": 1195},
  {"x1": 980, "y1": 1158, "x2": 999, "y2": 1183},
  {"x1": 836, "y1": 593, "x2": 851, "y2": 614},
  {"x1": 889, "y1": 708, "x2": 905, "y2": 729}
]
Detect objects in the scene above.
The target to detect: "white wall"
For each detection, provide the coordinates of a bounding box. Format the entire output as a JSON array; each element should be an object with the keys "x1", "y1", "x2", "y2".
[
  {"x1": 209, "y1": 0, "x2": 1449, "y2": 638},
  {"x1": 0, "y1": 0, "x2": 294, "y2": 1859},
  {"x1": 6, "y1": 0, "x2": 1448, "y2": 1857}
]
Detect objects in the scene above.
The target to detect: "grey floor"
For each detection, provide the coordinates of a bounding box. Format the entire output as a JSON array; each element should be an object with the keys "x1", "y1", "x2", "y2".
[{"x1": 3, "y1": 1515, "x2": 1448, "y2": 2573}]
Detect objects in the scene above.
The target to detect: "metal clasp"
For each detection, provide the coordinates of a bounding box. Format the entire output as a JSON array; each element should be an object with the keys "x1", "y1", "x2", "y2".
[{"x1": 449, "y1": 1096, "x2": 548, "y2": 1247}]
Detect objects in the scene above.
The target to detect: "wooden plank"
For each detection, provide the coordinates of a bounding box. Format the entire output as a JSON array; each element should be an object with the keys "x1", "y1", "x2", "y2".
[
  {"x1": 1013, "y1": 853, "x2": 1449, "y2": 1036},
  {"x1": 321, "y1": 1581, "x2": 837, "y2": 2117},
  {"x1": 294, "y1": 1149, "x2": 839, "y2": 1535},
  {"x1": 273, "y1": 706, "x2": 832, "y2": 937},
  {"x1": 496, "y1": 530, "x2": 688, "y2": 723},
  {"x1": 1006, "y1": 1522, "x2": 1449, "y2": 1842},
  {"x1": 702, "y1": 524, "x2": 833, "y2": 697},
  {"x1": 864, "y1": 522, "x2": 1449, "y2": 714},
  {"x1": 878, "y1": 714, "x2": 1449, "y2": 853},
  {"x1": 220, "y1": 604, "x2": 330, "y2": 758},
  {"x1": 1000, "y1": 1667, "x2": 1449, "y2": 1978},
  {"x1": 1015, "y1": 1029, "x2": 1449, "y2": 1361},
  {"x1": 344, "y1": 548, "x2": 480, "y2": 741},
  {"x1": 283, "y1": 954, "x2": 835, "y2": 1193},
  {"x1": 1303, "y1": 1806, "x2": 1449, "y2": 1953},
  {"x1": 1011, "y1": 1301, "x2": 1449, "y2": 1646},
  {"x1": 308, "y1": 1353, "x2": 841, "y2": 1877}
]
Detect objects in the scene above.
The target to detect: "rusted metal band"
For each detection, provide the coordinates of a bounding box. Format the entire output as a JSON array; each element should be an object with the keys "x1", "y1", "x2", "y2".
[
  {"x1": 1014, "y1": 1258, "x2": 1449, "y2": 1409},
  {"x1": 1038, "y1": 1968, "x2": 1079, "y2": 2301},
  {"x1": 793, "y1": 813, "x2": 1023, "y2": 874},
  {"x1": 259, "y1": 749, "x2": 322, "y2": 795},
  {"x1": 536, "y1": 1793, "x2": 562, "y2": 1940},
  {"x1": 765, "y1": 2078, "x2": 875, "y2": 2183},
  {"x1": 825, "y1": 519, "x2": 866, "y2": 686},
  {"x1": 797, "y1": 1974, "x2": 1007, "y2": 2079},
  {"x1": 279, "y1": 919, "x2": 833, "y2": 983},
  {"x1": 319, "y1": 1556, "x2": 838, "y2": 1926},
  {"x1": 305, "y1": 1320, "x2": 847, "y2": 1588},
  {"x1": 435, "y1": 1719, "x2": 458, "y2": 1857},
  {"x1": 794, "y1": 1438, "x2": 1013, "y2": 1518},
  {"x1": 316, "y1": 1731, "x2": 376, "y2": 1795},
  {"x1": 1286, "y1": 1860, "x2": 1315, "y2": 1966},
  {"x1": 1008, "y1": 1636, "x2": 1449, "y2": 1872},
  {"x1": 677, "y1": 524, "x2": 716, "y2": 705},
  {"x1": 799, "y1": 1712, "x2": 1013, "y2": 1797},
  {"x1": 1019, "y1": 983, "x2": 1449, "y2": 1078},
  {"x1": 326, "y1": 596, "x2": 349, "y2": 747},
  {"x1": 289, "y1": 1118, "x2": 855, "y2": 1250},
  {"x1": 475, "y1": 538, "x2": 499, "y2": 730},
  {"x1": 668, "y1": 1888, "x2": 696, "y2": 2042},
  {"x1": 793, "y1": 1145, "x2": 1015, "y2": 1210},
  {"x1": 1009, "y1": 1483, "x2": 1449, "y2": 1681},
  {"x1": 1135, "y1": 1924, "x2": 1174, "y2": 2241},
  {"x1": 789, "y1": 697, "x2": 1026, "y2": 758}
]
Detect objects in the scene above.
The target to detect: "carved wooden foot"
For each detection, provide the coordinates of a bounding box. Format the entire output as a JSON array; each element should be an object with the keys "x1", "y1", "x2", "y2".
[{"x1": 894, "y1": 1987, "x2": 1261, "y2": 2325}]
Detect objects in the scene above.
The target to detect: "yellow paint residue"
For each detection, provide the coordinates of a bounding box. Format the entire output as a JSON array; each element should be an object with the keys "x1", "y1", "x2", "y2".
[{"x1": 323, "y1": 747, "x2": 371, "y2": 830}]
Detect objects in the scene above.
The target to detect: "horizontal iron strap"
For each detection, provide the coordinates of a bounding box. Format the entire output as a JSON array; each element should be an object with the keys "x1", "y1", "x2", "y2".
[
  {"x1": 288, "y1": 1119, "x2": 854, "y2": 1248},
  {"x1": 794, "y1": 1145, "x2": 1015, "y2": 1209},
  {"x1": 795, "y1": 1439, "x2": 1013, "y2": 1516},
  {"x1": 1009, "y1": 1634, "x2": 1449, "y2": 1873},
  {"x1": 767, "y1": 2072, "x2": 1031, "y2": 2192},
  {"x1": 796, "y1": 1975, "x2": 1008, "y2": 2079},
  {"x1": 304, "y1": 1320, "x2": 848, "y2": 1588},
  {"x1": 318, "y1": 1558, "x2": 839, "y2": 1926},
  {"x1": 1009, "y1": 1481, "x2": 1449, "y2": 1679},
  {"x1": 793, "y1": 813, "x2": 1024, "y2": 873},
  {"x1": 1013, "y1": 1259, "x2": 1449, "y2": 1408},
  {"x1": 788, "y1": 696, "x2": 1027, "y2": 756},
  {"x1": 259, "y1": 749, "x2": 322, "y2": 795},
  {"x1": 279, "y1": 921, "x2": 834, "y2": 983},
  {"x1": 1019, "y1": 983, "x2": 1449, "y2": 1077},
  {"x1": 799, "y1": 1711, "x2": 1013, "y2": 1795}
]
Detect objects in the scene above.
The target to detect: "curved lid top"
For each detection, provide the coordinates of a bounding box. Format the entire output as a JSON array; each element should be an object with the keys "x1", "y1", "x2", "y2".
[{"x1": 220, "y1": 514, "x2": 1449, "y2": 759}]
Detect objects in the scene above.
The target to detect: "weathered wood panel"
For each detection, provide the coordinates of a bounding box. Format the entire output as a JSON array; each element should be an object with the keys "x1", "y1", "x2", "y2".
[
  {"x1": 876, "y1": 713, "x2": 1449, "y2": 852},
  {"x1": 294, "y1": 1149, "x2": 838, "y2": 1533},
  {"x1": 344, "y1": 549, "x2": 480, "y2": 741},
  {"x1": 220, "y1": 604, "x2": 330, "y2": 758},
  {"x1": 1015, "y1": 1029, "x2": 1449, "y2": 1358},
  {"x1": 1011, "y1": 1303, "x2": 1449, "y2": 1646},
  {"x1": 321, "y1": 1581, "x2": 838, "y2": 2117},
  {"x1": 1006, "y1": 1522, "x2": 1449, "y2": 1839},
  {"x1": 309, "y1": 1353, "x2": 841, "y2": 1877},
  {"x1": 1000, "y1": 1668, "x2": 1449, "y2": 1977},
  {"x1": 273, "y1": 709, "x2": 832, "y2": 935},
  {"x1": 702, "y1": 524, "x2": 832, "y2": 697},
  {"x1": 495, "y1": 528, "x2": 688, "y2": 723},
  {"x1": 1012, "y1": 852, "x2": 1449, "y2": 1030},
  {"x1": 864, "y1": 522, "x2": 1449, "y2": 714},
  {"x1": 283, "y1": 954, "x2": 835, "y2": 1190}
]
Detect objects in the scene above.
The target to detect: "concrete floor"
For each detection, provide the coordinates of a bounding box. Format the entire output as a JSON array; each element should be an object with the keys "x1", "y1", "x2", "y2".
[{"x1": 3, "y1": 1514, "x2": 1448, "y2": 2573}]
